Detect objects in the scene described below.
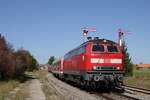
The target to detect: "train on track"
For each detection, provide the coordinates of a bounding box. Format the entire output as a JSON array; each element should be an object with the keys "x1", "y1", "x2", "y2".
[{"x1": 49, "y1": 28, "x2": 125, "y2": 90}]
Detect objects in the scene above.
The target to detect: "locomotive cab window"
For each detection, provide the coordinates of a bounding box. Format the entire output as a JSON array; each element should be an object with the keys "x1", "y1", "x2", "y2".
[
  {"x1": 107, "y1": 45, "x2": 118, "y2": 52},
  {"x1": 92, "y1": 45, "x2": 104, "y2": 52}
]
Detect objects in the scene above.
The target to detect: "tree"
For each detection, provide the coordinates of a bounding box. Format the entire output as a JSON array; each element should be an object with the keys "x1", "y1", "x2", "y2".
[
  {"x1": 0, "y1": 34, "x2": 38, "y2": 80},
  {"x1": 122, "y1": 41, "x2": 133, "y2": 76},
  {"x1": 47, "y1": 56, "x2": 55, "y2": 65},
  {"x1": 0, "y1": 34, "x2": 16, "y2": 79},
  {"x1": 139, "y1": 62, "x2": 143, "y2": 64},
  {"x1": 27, "y1": 55, "x2": 38, "y2": 71},
  {"x1": 14, "y1": 49, "x2": 38, "y2": 73}
]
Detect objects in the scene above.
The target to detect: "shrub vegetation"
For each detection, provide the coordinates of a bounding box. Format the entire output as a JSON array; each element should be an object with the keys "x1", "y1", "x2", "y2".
[
  {"x1": 0, "y1": 34, "x2": 38, "y2": 80},
  {"x1": 124, "y1": 69, "x2": 150, "y2": 89}
]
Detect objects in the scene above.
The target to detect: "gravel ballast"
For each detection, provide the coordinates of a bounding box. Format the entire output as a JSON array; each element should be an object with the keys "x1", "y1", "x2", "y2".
[{"x1": 45, "y1": 73, "x2": 103, "y2": 100}]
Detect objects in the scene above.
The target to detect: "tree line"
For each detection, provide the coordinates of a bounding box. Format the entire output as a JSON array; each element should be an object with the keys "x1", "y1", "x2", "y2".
[{"x1": 0, "y1": 34, "x2": 38, "y2": 80}]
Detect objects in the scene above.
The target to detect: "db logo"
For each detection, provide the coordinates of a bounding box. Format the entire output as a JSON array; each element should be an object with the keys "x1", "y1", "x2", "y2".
[{"x1": 104, "y1": 59, "x2": 110, "y2": 63}]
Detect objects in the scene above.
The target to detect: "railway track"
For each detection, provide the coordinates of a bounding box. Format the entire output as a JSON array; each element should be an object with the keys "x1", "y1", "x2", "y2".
[
  {"x1": 114, "y1": 92, "x2": 141, "y2": 100},
  {"x1": 81, "y1": 85, "x2": 150, "y2": 100},
  {"x1": 121, "y1": 85, "x2": 150, "y2": 100},
  {"x1": 123, "y1": 85, "x2": 150, "y2": 95},
  {"x1": 89, "y1": 85, "x2": 150, "y2": 100},
  {"x1": 46, "y1": 73, "x2": 150, "y2": 100},
  {"x1": 92, "y1": 90, "x2": 141, "y2": 100}
]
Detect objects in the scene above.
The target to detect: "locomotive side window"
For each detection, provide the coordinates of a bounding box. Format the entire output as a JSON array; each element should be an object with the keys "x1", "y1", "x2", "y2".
[
  {"x1": 81, "y1": 45, "x2": 86, "y2": 53},
  {"x1": 92, "y1": 45, "x2": 104, "y2": 52},
  {"x1": 64, "y1": 45, "x2": 87, "y2": 59},
  {"x1": 107, "y1": 45, "x2": 118, "y2": 52}
]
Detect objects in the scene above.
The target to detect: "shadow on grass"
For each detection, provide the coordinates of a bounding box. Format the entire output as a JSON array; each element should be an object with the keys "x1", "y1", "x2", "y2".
[
  {"x1": 15, "y1": 74, "x2": 39, "y2": 83},
  {"x1": 0, "y1": 72, "x2": 39, "y2": 83}
]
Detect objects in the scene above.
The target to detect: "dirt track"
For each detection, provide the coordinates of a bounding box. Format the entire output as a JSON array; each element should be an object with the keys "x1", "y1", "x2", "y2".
[{"x1": 27, "y1": 79, "x2": 46, "y2": 100}]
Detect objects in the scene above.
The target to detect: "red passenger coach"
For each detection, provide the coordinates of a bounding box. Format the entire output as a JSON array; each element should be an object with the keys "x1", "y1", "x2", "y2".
[{"x1": 51, "y1": 57, "x2": 64, "y2": 78}]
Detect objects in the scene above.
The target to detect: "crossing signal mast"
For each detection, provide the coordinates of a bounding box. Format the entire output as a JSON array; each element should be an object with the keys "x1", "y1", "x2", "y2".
[
  {"x1": 117, "y1": 29, "x2": 132, "y2": 47},
  {"x1": 82, "y1": 27, "x2": 97, "y2": 42}
]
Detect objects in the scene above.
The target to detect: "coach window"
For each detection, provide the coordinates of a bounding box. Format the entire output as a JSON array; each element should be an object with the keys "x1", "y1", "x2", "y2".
[
  {"x1": 92, "y1": 45, "x2": 104, "y2": 52},
  {"x1": 107, "y1": 45, "x2": 118, "y2": 52}
]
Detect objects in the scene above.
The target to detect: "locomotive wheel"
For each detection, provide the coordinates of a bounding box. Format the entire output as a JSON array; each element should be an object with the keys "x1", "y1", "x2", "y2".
[
  {"x1": 107, "y1": 83, "x2": 113, "y2": 90},
  {"x1": 96, "y1": 82, "x2": 100, "y2": 89},
  {"x1": 76, "y1": 79, "x2": 81, "y2": 87},
  {"x1": 80, "y1": 80, "x2": 86, "y2": 88},
  {"x1": 91, "y1": 82, "x2": 96, "y2": 90},
  {"x1": 74, "y1": 79, "x2": 78, "y2": 85},
  {"x1": 85, "y1": 81, "x2": 91, "y2": 91}
]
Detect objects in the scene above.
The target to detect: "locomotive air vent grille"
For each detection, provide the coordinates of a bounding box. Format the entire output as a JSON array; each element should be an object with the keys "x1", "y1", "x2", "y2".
[{"x1": 93, "y1": 66, "x2": 119, "y2": 70}]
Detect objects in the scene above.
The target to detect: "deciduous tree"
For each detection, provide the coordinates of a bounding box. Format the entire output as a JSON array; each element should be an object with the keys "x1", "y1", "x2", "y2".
[
  {"x1": 47, "y1": 56, "x2": 55, "y2": 65},
  {"x1": 0, "y1": 34, "x2": 38, "y2": 80}
]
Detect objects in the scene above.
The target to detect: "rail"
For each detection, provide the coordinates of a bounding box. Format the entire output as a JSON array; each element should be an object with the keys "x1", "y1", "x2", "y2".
[{"x1": 123, "y1": 85, "x2": 150, "y2": 95}]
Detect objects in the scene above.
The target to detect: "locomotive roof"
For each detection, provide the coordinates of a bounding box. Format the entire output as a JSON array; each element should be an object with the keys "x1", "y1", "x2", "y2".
[
  {"x1": 81, "y1": 39, "x2": 118, "y2": 46},
  {"x1": 65, "y1": 39, "x2": 119, "y2": 55}
]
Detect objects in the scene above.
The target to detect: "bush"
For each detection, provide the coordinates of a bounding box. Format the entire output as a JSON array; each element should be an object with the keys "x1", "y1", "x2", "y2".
[{"x1": 0, "y1": 34, "x2": 38, "y2": 80}]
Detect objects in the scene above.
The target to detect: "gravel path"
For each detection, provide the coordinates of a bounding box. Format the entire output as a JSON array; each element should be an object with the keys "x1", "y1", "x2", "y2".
[
  {"x1": 26, "y1": 79, "x2": 46, "y2": 100},
  {"x1": 45, "y1": 73, "x2": 104, "y2": 100}
]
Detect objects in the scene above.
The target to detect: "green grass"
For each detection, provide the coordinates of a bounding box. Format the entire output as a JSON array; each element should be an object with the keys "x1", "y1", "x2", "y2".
[
  {"x1": 0, "y1": 71, "x2": 63, "y2": 100},
  {"x1": 38, "y1": 70, "x2": 61, "y2": 100},
  {"x1": 10, "y1": 71, "x2": 39, "y2": 100},
  {"x1": 11, "y1": 80, "x2": 32, "y2": 100},
  {"x1": 0, "y1": 80, "x2": 20, "y2": 100},
  {"x1": 0, "y1": 71, "x2": 38, "y2": 100},
  {"x1": 124, "y1": 70, "x2": 150, "y2": 89}
]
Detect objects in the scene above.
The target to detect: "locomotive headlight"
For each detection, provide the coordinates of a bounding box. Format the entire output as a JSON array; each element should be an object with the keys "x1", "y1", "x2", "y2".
[
  {"x1": 116, "y1": 67, "x2": 120, "y2": 70},
  {"x1": 93, "y1": 66, "x2": 97, "y2": 70}
]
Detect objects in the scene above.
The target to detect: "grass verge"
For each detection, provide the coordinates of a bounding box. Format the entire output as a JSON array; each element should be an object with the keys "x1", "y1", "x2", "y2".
[
  {"x1": 10, "y1": 71, "x2": 40, "y2": 100},
  {"x1": 0, "y1": 71, "x2": 38, "y2": 100},
  {"x1": 38, "y1": 70, "x2": 61, "y2": 100},
  {"x1": 124, "y1": 70, "x2": 150, "y2": 89},
  {"x1": 0, "y1": 80, "x2": 20, "y2": 100},
  {"x1": 0, "y1": 71, "x2": 62, "y2": 100},
  {"x1": 10, "y1": 79, "x2": 32, "y2": 100}
]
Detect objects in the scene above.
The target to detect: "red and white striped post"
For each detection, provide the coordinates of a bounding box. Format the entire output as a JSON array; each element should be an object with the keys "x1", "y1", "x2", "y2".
[
  {"x1": 82, "y1": 28, "x2": 96, "y2": 42},
  {"x1": 117, "y1": 29, "x2": 132, "y2": 49}
]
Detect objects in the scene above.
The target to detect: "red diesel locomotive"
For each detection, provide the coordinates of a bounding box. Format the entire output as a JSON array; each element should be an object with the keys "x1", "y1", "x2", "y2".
[
  {"x1": 50, "y1": 29, "x2": 126, "y2": 89},
  {"x1": 51, "y1": 38, "x2": 124, "y2": 89}
]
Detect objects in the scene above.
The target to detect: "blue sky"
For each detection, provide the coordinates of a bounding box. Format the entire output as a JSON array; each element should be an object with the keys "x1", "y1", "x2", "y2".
[{"x1": 0, "y1": 0, "x2": 150, "y2": 64}]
